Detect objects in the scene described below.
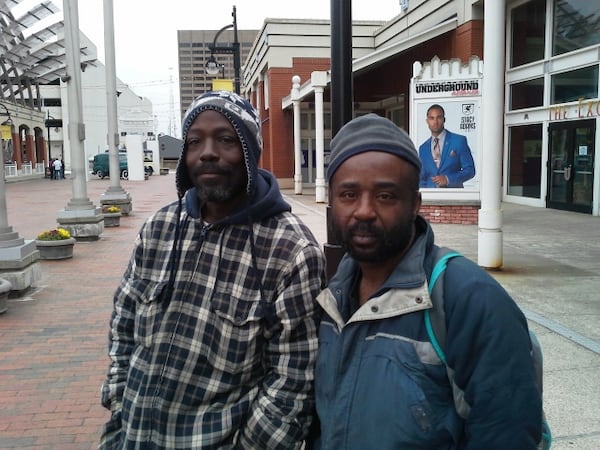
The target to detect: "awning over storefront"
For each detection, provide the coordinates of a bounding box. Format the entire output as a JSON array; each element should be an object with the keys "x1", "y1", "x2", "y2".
[{"x1": 282, "y1": 17, "x2": 459, "y2": 108}]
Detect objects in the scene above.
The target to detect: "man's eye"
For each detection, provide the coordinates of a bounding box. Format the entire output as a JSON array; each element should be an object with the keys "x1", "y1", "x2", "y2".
[
  {"x1": 339, "y1": 191, "x2": 357, "y2": 199},
  {"x1": 218, "y1": 135, "x2": 238, "y2": 145},
  {"x1": 187, "y1": 138, "x2": 201, "y2": 147},
  {"x1": 377, "y1": 192, "x2": 395, "y2": 201}
]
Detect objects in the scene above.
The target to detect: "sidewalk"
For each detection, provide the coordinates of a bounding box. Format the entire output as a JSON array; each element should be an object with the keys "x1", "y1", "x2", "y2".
[
  {"x1": 0, "y1": 175, "x2": 178, "y2": 450},
  {"x1": 0, "y1": 175, "x2": 597, "y2": 449}
]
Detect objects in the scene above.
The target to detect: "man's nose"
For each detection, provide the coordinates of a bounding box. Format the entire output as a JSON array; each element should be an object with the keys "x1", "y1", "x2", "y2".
[
  {"x1": 199, "y1": 139, "x2": 218, "y2": 160},
  {"x1": 353, "y1": 194, "x2": 377, "y2": 220}
]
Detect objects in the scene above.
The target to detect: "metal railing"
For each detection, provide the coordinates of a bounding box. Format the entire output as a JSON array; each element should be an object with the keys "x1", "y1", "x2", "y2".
[
  {"x1": 22, "y1": 162, "x2": 32, "y2": 175},
  {"x1": 4, "y1": 162, "x2": 51, "y2": 178},
  {"x1": 5, "y1": 163, "x2": 17, "y2": 177}
]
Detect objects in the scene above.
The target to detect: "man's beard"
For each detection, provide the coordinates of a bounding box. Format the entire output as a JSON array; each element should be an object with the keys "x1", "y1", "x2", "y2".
[
  {"x1": 192, "y1": 162, "x2": 245, "y2": 203},
  {"x1": 333, "y1": 218, "x2": 415, "y2": 263},
  {"x1": 197, "y1": 184, "x2": 242, "y2": 203}
]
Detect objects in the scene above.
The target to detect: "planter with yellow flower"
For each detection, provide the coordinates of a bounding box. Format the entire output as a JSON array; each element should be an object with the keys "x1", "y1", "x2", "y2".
[
  {"x1": 36, "y1": 228, "x2": 76, "y2": 260},
  {"x1": 102, "y1": 205, "x2": 122, "y2": 227}
]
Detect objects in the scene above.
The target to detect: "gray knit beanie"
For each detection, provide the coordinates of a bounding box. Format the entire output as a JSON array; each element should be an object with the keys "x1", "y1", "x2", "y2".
[
  {"x1": 176, "y1": 91, "x2": 262, "y2": 198},
  {"x1": 327, "y1": 113, "x2": 421, "y2": 183}
]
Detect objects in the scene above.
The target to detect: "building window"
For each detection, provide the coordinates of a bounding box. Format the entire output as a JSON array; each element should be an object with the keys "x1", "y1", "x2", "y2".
[
  {"x1": 551, "y1": 65, "x2": 599, "y2": 104},
  {"x1": 553, "y1": 0, "x2": 600, "y2": 56},
  {"x1": 386, "y1": 108, "x2": 404, "y2": 128},
  {"x1": 301, "y1": 112, "x2": 311, "y2": 130},
  {"x1": 510, "y1": 0, "x2": 545, "y2": 68},
  {"x1": 35, "y1": 98, "x2": 62, "y2": 107},
  {"x1": 510, "y1": 77, "x2": 544, "y2": 110},
  {"x1": 508, "y1": 124, "x2": 542, "y2": 199}
]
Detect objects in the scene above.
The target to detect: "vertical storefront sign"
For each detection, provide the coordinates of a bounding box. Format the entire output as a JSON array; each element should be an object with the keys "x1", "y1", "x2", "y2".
[{"x1": 410, "y1": 57, "x2": 483, "y2": 196}]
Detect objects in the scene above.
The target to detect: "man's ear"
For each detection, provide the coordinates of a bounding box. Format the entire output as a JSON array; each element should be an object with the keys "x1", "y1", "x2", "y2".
[{"x1": 414, "y1": 191, "x2": 422, "y2": 219}]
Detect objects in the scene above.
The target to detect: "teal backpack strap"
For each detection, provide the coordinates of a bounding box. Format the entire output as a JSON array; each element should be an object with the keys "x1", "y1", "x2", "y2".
[
  {"x1": 425, "y1": 248, "x2": 552, "y2": 449},
  {"x1": 424, "y1": 248, "x2": 462, "y2": 365}
]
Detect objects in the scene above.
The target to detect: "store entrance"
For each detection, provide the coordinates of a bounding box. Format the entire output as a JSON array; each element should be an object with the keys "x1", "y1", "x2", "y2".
[{"x1": 547, "y1": 120, "x2": 595, "y2": 213}]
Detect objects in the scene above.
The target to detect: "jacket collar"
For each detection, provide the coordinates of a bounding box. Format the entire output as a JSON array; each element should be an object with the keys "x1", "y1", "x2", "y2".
[{"x1": 318, "y1": 216, "x2": 435, "y2": 330}]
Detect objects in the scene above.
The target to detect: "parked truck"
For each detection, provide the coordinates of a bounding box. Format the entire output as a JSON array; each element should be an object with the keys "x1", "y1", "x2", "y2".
[
  {"x1": 91, "y1": 153, "x2": 128, "y2": 179},
  {"x1": 92, "y1": 150, "x2": 155, "y2": 179}
]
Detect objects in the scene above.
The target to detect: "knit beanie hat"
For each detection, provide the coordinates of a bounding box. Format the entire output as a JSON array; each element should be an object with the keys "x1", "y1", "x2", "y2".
[
  {"x1": 176, "y1": 91, "x2": 262, "y2": 198},
  {"x1": 327, "y1": 113, "x2": 421, "y2": 183}
]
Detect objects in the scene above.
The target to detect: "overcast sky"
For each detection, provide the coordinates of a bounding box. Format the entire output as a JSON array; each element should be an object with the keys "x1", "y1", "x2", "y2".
[{"x1": 45, "y1": 0, "x2": 403, "y2": 135}]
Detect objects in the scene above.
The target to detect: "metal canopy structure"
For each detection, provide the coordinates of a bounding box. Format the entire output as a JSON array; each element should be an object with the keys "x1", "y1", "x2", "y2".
[{"x1": 0, "y1": 0, "x2": 97, "y2": 108}]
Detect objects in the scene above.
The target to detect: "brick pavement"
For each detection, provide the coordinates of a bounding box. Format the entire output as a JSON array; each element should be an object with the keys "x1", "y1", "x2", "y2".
[{"x1": 0, "y1": 174, "x2": 178, "y2": 449}]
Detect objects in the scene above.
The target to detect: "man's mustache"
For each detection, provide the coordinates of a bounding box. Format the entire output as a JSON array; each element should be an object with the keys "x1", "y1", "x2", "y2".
[
  {"x1": 191, "y1": 163, "x2": 232, "y2": 177},
  {"x1": 348, "y1": 221, "x2": 383, "y2": 237}
]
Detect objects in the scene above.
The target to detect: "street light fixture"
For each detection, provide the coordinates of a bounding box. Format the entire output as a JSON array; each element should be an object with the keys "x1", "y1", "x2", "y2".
[
  {"x1": 205, "y1": 5, "x2": 241, "y2": 94},
  {"x1": 205, "y1": 57, "x2": 226, "y2": 78},
  {"x1": 0, "y1": 103, "x2": 13, "y2": 126}
]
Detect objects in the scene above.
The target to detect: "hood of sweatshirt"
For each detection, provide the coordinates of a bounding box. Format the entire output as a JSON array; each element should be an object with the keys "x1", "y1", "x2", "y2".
[{"x1": 184, "y1": 168, "x2": 291, "y2": 224}]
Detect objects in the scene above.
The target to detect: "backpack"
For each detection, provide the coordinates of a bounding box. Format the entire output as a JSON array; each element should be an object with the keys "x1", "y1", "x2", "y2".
[{"x1": 425, "y1": 247, "x2": 552, "y2": 450}]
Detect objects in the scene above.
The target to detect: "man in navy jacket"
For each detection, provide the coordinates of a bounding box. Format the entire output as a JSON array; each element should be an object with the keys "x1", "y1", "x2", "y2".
[
  {"x1": 313, "y1": 114, "x2": 541, "y2": 449},
  {"x1": 418, "y1": 104, "x2": 475, "y2": 188}
]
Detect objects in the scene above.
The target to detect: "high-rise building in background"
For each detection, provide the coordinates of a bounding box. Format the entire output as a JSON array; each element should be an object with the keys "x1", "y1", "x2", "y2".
[{"x1": 177, "y1": 29, "x2": 259, "y2": 119}]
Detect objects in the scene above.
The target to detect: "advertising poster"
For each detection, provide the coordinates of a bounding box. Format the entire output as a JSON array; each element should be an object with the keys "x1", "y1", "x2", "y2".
[
  {"x1": 413, "y1": 99, "x2": 480, "y2": 190},
  {"x1": 410, "y1": 57, "x2": 483, "y2": 196}
]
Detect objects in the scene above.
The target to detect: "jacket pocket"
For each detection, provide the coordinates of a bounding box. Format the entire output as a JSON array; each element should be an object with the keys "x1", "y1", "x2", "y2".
[
  {"x1": 133, "y1": 279, "x2": 168, "y2": 348},
  {"x1": 209, "y1": 292, "x2": 265, "y2": 374}
]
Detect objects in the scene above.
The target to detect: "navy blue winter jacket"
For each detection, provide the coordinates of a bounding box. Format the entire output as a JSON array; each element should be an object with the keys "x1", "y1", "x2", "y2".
[{"x1": 313, "y1": 217, "x2": 541, "y2": 449}]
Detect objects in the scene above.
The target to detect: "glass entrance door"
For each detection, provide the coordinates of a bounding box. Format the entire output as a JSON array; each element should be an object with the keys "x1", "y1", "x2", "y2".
[{"x1": 547, "y1": 120, "x2": 595, "y2": 213}]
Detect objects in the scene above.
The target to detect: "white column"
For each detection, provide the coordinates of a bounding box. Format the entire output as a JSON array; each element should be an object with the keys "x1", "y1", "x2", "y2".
[
  {"x1": 477, "y1": 0, "x2": 505, "y2": 269},
  {"x1": 312, "y1": 71, "x2": 328, "y2": 203},
  {"x1": 63, "y1": 0, "x2": 89, "y2": 196},
  {"x1": 58, "y1": 0, "x2": 103, "y2": 240},
  {"x1": 291, "y1": 75, "x2": 303, "y2": 194},
  {"x1": 100, "y1": 0, "x2": 132, "y2": 213}
]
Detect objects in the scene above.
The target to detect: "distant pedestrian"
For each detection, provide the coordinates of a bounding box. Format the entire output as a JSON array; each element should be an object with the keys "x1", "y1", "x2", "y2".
[{"x1": 52, "y1": 158, "x2": 62, "y2": 179}]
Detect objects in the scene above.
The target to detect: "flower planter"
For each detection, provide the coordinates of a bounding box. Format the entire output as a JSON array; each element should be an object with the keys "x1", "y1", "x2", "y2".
[
  {"x1": 103, "y1": 212, "x2": 121, "y2": 227},
  {"x1": 35, "y1": 237, "x2": 76, "y2": 260}
]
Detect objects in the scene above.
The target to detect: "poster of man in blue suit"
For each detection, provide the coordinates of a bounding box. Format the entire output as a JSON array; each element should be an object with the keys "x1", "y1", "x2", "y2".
[{"x1": 418, "y1": 104, "x2": 476, "y2": 188}]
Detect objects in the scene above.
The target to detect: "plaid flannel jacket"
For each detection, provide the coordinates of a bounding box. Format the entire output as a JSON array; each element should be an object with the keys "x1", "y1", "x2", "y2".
[{"x1": 99, "y1": 199, "x2": 326, "y2": 449}]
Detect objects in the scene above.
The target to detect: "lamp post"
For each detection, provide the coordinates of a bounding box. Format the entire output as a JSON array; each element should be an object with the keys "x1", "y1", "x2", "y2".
[
  {"x1": 45, "y1": 112, "x2": 63, "y2": 160},
  {"x1": 325, "y1": 0, "x2": 353, "y2": 279},
  {"x1": 205, "y1": 5, "x2": 241, "y2": 94}
]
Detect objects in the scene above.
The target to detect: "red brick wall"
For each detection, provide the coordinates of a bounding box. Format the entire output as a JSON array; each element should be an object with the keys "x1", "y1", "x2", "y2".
[
  {"x1": 265, "y1": 67, "x2": 295, "y2": 178},
  {"x1": 419, "y1": 204, "x2": 479, "y2": 225},
  {"x1": 261, "y1": 58, "x2": 330, "y2": 179},
  {"x1": 453, "y1": 20, "x2": 484, "y2": 62}
]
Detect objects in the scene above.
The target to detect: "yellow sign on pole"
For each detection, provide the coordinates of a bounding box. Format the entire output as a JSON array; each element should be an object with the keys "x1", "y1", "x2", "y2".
[
  {"x1": 212, "y1": 79, "x2": 234, "y2": 92},
  {"x1": 0, "y1": 124, "x2": 11, "y2": 140}
]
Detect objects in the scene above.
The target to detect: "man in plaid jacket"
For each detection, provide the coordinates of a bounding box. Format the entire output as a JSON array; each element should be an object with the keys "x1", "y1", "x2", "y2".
[{"x1": 99, "y1": 91, "x2": 326, "y2": 449}]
